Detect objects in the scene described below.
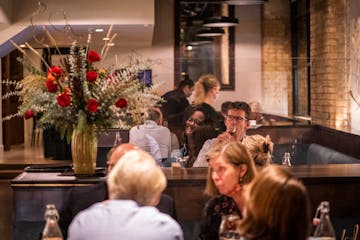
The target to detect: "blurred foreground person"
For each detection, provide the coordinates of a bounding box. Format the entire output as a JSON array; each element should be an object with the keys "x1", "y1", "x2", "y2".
[
  {"x1": 238, "y1": 165, "x2": 311, "y2": 240},
  {"x1": 199, "y1": 142, "x2": 257, "y2": 240},
  {"x1": 59, "y1": 144, "x2": 177, "y2": 238},
  {"x1": 68, "y1": 149, "x2": 183, "y2": 240}
]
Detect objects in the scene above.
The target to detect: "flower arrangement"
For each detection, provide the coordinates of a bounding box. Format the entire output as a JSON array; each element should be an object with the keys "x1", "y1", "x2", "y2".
[{"x1": 4, "y1": 42, "x2": 162, "y2": 142}]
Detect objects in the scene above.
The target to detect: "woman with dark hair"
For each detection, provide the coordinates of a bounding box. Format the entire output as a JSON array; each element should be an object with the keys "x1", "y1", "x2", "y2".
[
  {"x1": 238, "y1": 165, "x2": 311, "y2": 240},
  {"x1": 186, "y1": 125, "x2": 218, "y2": 167},
  {"x1": 182, "y1": 105, "x2": 220, "y2": 166}
]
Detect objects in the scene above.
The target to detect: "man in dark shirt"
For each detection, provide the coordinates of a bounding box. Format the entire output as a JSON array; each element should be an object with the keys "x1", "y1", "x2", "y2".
[{"x1": 161, "y1": 78, "x2": 194, "y2": 145}]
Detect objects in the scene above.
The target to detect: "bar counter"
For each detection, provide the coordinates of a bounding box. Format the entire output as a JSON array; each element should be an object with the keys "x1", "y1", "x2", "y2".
[{"x1": 11, "y1": 164, "x2": 360, "y2": 239}]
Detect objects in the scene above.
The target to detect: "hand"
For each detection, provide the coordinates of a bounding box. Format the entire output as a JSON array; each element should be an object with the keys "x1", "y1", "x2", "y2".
[{"x1": 215, "y1": 132, "x2": 233, "y2": 145}]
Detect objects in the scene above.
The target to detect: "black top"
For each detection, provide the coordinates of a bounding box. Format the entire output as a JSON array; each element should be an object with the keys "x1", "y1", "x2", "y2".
[
  {"x1": 161, "y1": 89, "x2": 190, "y2": 127},
  {"x1": 199, "y1": 195, "x2": 242, "y2": 240}
]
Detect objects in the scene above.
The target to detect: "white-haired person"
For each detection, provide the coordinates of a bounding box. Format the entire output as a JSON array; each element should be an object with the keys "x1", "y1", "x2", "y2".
[{"x1": 68, "y1": 149, "x2": 183, "y2": 240}]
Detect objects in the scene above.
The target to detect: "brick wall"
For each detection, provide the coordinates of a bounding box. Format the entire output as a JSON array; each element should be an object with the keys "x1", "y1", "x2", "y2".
[
  {"x1": 262, "y1": 0, "x2": 352, "y2": 131},
  {"x1": 262, "y1": 0, "x2": 292, "y2": 115},
  {"x1": 310, "y1": 0, "x2": 350, "y2": 130}
]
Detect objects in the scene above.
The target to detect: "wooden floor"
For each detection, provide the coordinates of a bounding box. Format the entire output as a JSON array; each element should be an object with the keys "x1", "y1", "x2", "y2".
[{"x1": 0, "y1": 144, "x2": 71, "y2": 240}]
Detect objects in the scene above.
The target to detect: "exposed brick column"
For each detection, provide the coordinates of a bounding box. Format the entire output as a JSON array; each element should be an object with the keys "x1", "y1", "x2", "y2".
[
  {"x1": 310, "y1": 0, "x2": 350, "y2": 130},
  {"x1": 262, "y1": 0, "x2": 292, "y2": 115}
]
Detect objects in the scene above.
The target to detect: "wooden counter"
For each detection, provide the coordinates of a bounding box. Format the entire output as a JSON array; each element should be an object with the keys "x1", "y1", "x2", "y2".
[{"x1": 11, "y1": 164, "x2": 360, "y2": 239}]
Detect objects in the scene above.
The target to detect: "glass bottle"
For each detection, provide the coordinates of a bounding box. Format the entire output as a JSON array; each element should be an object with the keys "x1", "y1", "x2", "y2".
[
  {"x1": 313, "y1": 201, "x2": 336, "y2": 239},
  {"x1": 113, "y1": 131, "x2": 122, "y2": 146},
  {"x1": 42, "y1": 204, "x2": 63, "y2": 240},
  {"x1": 282, "y1": 152, "x2": 292, "y2": 166}
]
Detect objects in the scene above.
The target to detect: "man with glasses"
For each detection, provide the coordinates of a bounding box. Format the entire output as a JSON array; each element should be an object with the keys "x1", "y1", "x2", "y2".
[{"x1": 193, "y1": 101, "x2": 251, "y2": 167}]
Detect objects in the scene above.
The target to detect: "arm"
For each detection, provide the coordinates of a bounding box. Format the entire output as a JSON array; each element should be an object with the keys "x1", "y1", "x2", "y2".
[
  {"x1": 193, "y1": 139, "x2": 215, "y2": 167},
  {"x1": 199, "y1": 198, "x2": 221, "y2": 240}
]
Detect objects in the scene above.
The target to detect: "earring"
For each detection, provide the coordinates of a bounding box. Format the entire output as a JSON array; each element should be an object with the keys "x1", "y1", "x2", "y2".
[{"x1": 238, "y1": 176, "x2": 244, "y2": 183}]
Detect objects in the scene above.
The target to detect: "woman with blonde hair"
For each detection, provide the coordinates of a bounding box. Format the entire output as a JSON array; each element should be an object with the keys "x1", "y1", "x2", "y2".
[
  {"x1": 199, "y1": 141, "x2": 257, "y2": 240},
  {"x1": 193, "y1": 74, "x2": 220, "y2": 106},
  {"x1": 238, "y1": 165, "x2": 311, "y2": 240},
  {"x1": 242, "y1": 134, "x2": 273, "y2": 168},
  {"x1": 186, "y1": 74, "x2": 222, "y2": 129}
]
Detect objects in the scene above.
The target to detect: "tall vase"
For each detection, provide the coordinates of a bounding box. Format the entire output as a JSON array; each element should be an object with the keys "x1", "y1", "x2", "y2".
[{"x1": 71, "y1": 126, "x2": 97, "y2": 175}]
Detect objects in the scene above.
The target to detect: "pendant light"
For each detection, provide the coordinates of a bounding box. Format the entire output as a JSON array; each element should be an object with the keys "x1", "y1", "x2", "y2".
[
  {"x1": 196, "y1": 28, "x2": 225, "y2": 37},
  {"x1": 203, "y1": 16, "x2": 239, "y2": 27},
  {"x1": 224, "y1": 0, "x2": 267, "y2": 5},
  {"x1": 188, "y1": 37, "x2": 213, "y2": 46}
]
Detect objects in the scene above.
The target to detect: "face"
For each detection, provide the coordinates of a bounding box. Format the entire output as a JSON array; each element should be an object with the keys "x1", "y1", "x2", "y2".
[
  {"x1": 209, "y1": 155, "x2": 241, "y2": 196},
  {"x1": 185, "y1": 110, "x2": 205, "y2": 135},
  {"x1": 183, "y1": 85, "x2": 194, "y2": 98},
  {"x1": 212, "y1": 86, "x2": 220, "y2": 100},
  {"x1": 225, "y1": 108, "x2": 249, "y2": 139}
]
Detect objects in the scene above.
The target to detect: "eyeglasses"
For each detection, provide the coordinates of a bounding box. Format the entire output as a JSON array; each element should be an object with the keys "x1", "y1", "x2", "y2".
[
  {"x1": 187, "y1": 118, "x2": 203, "y2": 126},
  {"x1": 226, "y1": 115, "x2": 247, "y2": 122}
]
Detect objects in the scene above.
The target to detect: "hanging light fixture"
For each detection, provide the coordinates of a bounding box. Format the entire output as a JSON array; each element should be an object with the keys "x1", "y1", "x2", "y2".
[
  {"x1": 224, "y1": 0, "x2": 267, "y2": 5},
  {"x1": 203, "y1": 16, "x2": 239, "y2": 27},
  {"x1": 188, "y1": 37, "x2": 213, "y2": 46},
  {"x1": 196, "y1": 28, "x2": 225, "y2": 37}
]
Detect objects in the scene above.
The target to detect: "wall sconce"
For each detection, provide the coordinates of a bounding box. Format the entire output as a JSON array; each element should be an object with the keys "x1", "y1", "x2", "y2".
[
  {"x1": 203, "y1": 16, "x2": 239, "y2": 27},
  {"x1": 196, "y1": 28, "x2": 225, "y2": 37}
]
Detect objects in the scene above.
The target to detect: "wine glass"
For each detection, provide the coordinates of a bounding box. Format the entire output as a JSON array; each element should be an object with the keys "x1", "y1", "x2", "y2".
[{"x1": 219, "y1": 213, "x2": 241, "y2": 240}]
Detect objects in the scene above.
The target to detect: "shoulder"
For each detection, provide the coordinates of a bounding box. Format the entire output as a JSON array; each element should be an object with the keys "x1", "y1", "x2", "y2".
[
  {"x1": 162, "y1": 89, "x2": 177, "y2": 98},
  {"x1": 154, "y1": 125, "x2": 171, "y2": 135},
  {"x1": 206, "y1": 195, "x2": 238, "y2": 215},
  {"x1": 130, "y1": 206, "x2": 183, "y2": 240},
  {"x1": 195, "y1": 138, "x2": 216, "y2": 163},
  {"x1": 129, "y1": 125, "x2": 141, "y2": 133},
  {"x1": 202, "y1": 138, "x2": 216, "y2": 150}
]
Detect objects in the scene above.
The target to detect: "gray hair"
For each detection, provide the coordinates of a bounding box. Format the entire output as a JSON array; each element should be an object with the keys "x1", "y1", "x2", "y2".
[
  {"x1": 145, "y1": 108, "x2": 161, "y2": 122},
  {"x1": 107, "y1": 149, "x2": 166, "y2": 206}
]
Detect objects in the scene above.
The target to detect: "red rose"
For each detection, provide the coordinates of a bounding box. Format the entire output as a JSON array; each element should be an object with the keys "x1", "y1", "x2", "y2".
[
  {"x1": 86, "y1": 70, "x2": 98, "y2": 82},
  {"x1": 24, "y1": 109, "x2": 34, "y2": 119},
  {"x1": 115, "y1": 98, "x2": 127, "y2": 108},
  {"x1": 57, "y1": 93, "x2": 71, "y2": 107},
  {"x1": 46, "y1": 80, "x2": 58, "y2": 93},
  {"x1": 48, "y1": 66, "x2": 63, "y2": 76},
  {"x1": 87, "y1": 99, "x2": 99, "y2": 113},
  {"x1": 87, "y1": 50, "x2": 101, "y2": 62}
]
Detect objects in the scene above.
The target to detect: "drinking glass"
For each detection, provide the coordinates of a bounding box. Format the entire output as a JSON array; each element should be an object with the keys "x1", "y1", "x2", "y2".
[{"x1": 219, "y1": 213, "x2": 241, "y2": 240}]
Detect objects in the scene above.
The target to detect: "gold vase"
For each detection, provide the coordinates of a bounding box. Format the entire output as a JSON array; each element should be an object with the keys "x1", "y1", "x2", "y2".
[{"x1": 71, "y1": 126, "x2": 97, "y2": 175}]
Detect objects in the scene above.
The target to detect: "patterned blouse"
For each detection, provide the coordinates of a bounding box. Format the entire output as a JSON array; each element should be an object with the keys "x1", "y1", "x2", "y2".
[{"x1": 199, "y1": 195, "x2": 242, "y2": 240}]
